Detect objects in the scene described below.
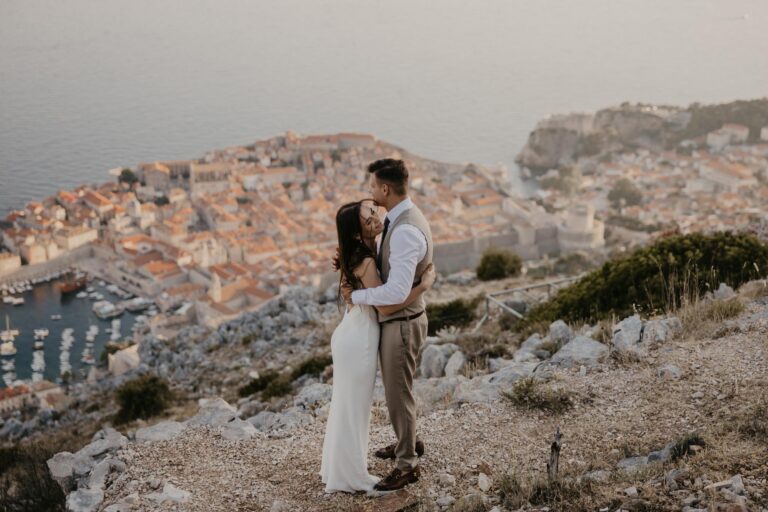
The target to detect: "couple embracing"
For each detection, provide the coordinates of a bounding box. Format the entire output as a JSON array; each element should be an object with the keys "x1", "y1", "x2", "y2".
[{"x1": 320, "y1": 158, "x2": 435, "y2": 494}]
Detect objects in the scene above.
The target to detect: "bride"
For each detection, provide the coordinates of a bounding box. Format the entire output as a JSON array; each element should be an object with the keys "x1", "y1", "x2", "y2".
[{"x1": 320, "y1": 199, "x2": 435, "y2": 493}]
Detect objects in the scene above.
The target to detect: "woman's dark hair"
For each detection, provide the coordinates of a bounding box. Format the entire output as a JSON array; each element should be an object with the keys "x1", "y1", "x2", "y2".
[
  {"x1": 336, "y1": 201, "x2": 376, "y2": 305},
  {"x1": 368, "y1": 158, "x2": 408, "y2": 195}
]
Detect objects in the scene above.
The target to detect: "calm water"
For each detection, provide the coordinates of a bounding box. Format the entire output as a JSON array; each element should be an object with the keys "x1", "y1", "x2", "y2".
[
  {"x1": 1, "y1": 1, "x2": 767, "y2": 216},
  {"x1": 0, "y1": 279, "x2": 139, "y2": 388}
]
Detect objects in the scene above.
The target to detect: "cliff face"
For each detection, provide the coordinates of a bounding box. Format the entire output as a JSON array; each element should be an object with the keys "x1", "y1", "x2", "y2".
[
  {"x1": 518, "y1": 98, "x2": 768, "y2": 173},
  {"x1": 47, "y1": 281, "x2": 768, "y2": 512},
  {"x1": 515, "y1": 101, "x2": 718, "y2": 172}
]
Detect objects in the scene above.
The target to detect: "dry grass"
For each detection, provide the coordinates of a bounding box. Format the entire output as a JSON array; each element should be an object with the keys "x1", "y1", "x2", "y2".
[
  {"x1": 738, "y1": 279, "x2": 768, "y2": 301},
  {"x1": 677, "y1": 297, "x2": 745, "y2": 338},
  {"x1": 501, "y1": 377, "x2": 574, "y2": 414},
  {"x1": 498, "y1": 472, "x2": 601, "y2": 511}
]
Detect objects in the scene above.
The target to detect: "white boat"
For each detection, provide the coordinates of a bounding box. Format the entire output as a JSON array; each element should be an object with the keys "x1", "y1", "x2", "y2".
[
  {"x1": 34, "y1": 340, "x2": 44, "y2": 350},
  {"x1": 98, "y1": 280, "x2": 106, "y2": 287},
  {"x1": 1, "y1": 315, "x2": 20, "y2": 343},
  {"x1": 93, "y1": 300, "x2": 124, "y2": 319},
  {"x1": 50, "y1": 314, "x2": 62, "y2": 320},
  {"x1": 2, "y1": 358, "x2": 14, "y2": 371},
  {"x1": 1, "y1": 340, "x2": 17, "y2": 356},
  {"x1": 34, "y1": 328, "x2": 50, "y2": 340},
  {"x1": 11, "y1": 297, "x2": 24, "y2": 306},
  {"x1": 76, "y1": 291, "x2": 88, "y2": 299},
  {"x1": 2, "y1": 296, "x2": 14, "y2": 304}
]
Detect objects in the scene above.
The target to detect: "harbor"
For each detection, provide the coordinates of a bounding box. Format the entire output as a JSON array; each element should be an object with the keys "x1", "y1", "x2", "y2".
[{"x1": 0, "y1": 270, "x2": 155, "y2": 388}]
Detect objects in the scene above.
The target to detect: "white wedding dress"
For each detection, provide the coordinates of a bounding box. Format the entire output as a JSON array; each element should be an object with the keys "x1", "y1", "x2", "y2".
[{"x1": 319, "y1": 304, "x2": 381, "y2": 493}]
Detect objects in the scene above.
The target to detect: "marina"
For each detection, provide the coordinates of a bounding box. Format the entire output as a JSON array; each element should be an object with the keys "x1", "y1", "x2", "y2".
[{"x1": 0, "y1": 270, "x2": 148, "y2": 387}]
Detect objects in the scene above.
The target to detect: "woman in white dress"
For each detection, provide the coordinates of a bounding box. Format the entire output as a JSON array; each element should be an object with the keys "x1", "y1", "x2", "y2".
[{"x1": 320, "y1": 199, "x2": 435, "y2": 494}]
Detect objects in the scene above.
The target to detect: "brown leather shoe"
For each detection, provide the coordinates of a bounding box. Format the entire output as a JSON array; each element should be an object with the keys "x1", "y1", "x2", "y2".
[
  {"x1": 373, "y1": 465, "x2": 420, "y2": 491},
  {"x1": 374, "y1": 440, "x2": 425, "y2": 460}
]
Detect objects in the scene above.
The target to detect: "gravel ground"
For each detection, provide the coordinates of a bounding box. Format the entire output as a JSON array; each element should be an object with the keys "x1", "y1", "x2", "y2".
[{"x1": 100, "y1": 300, "x2": 768, "y2": 511}]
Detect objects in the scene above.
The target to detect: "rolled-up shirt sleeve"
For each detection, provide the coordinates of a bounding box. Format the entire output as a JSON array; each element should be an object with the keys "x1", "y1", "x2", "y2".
[{"x1": 351, "y1": 224, "x2": 427, "y2": 306}]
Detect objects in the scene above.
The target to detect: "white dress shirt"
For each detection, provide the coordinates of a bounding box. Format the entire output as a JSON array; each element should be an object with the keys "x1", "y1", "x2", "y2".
[{"x1": 351, "y1": 197, "x2": 428, "y2": 306}]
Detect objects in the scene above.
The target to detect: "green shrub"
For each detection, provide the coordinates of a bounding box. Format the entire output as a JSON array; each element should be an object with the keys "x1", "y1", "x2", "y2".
[
  {"x1": 427, "y1": 298, "x2": 479, "y2": 335},
  {"x1": 519, "y1": 232, "x2": 768, "y2": 328},
  {"x1": 670, "y1": 433, "x2": 706, "y2": 461},
  {"x1": 608, "y1": 178, "x2": 643, "y2": 208},
  {"x1": 476, "y1": 248, "x2": 522, "y2": 281},
  {"x1": 115, "y1": 374, "x2": 172, "y2": 424},
  {"x1": 238, "y1": 371, "x2": 279, "y2": 398},
  {"x1": 262, "y1": 376, "x2": 292, "y2": 400},
  {"x1": 290, "y1": 355, "x2": 332, "y2": 380},
  {"x1": 501, "y1": 377, "x2": 574, "y2": 414},
  {"x1": 0, "y1": 445, "x2": 65, "y2": 511}
]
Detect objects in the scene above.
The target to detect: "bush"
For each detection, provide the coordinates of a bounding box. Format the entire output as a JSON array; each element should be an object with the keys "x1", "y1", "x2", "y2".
[
  {"x1": 115, "y1": 374, "x2": 173, "y2": 424},
  {"x1": 290, "y1": 355, "x2": 332, "y2": 381},
  {"x1": 238, "y1": 371, "x2": 279, "y2": 398},
  {"x1": 735, "y1": 402, "x2": 768, "y2": 440},
  {"x1": 670, "y1": 433, "x2": 706, "y2": 461},
  {"x1": 427, "y1": 298, "x2": 479, "y2": 335},
  {"x1": 501, "y1": 377, "x2": 574, "y2": 414},
  {"x1": 262, "y1": 376, "x2": 292, "y2": 400},
  {"x1": 476, "y1": 248, "x2": 522, "y2": 281},
  {"x1": 0, "y1": 445, "x2": 65, "y2": 511},
  {"x1": 608, "y1": 178, "x2": 643, "y2": 208},
  {"x1": 519, "y1": 232, "x2": 768, "y2": 328}
]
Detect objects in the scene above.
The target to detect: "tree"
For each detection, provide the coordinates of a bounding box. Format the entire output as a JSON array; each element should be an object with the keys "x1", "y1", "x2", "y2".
[
  {"x1": 118, "y1": 168, "x2": 139, "y2": 185},
  {"x1": 608, "y1": 178, "x2": 643, "y2": 209},
  {"x1": 476, "y1": 248, "x2": 523, "y2": 281},
  {"x1": 115, "y1": 375, "x2": 172, "y2": 424}
]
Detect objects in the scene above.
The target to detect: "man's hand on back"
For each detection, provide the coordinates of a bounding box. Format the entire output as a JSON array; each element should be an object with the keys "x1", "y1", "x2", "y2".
[{"x1": 340, "y1": 279, "x2": 354, "y2": 305}]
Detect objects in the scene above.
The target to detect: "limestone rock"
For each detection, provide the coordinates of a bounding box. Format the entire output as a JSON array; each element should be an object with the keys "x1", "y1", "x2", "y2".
[
  {"x1": 185, "y1": 397, "x2": 237, "y2": 427},
  {"x1": 420, "y1": 343, "x2": 460, "y2": 379},
  {"x1": 75, "y1": 428, "x2": 127, "y2": 458},
  {"x1": 550, "y1": 336, "x2": 608, "y2": 368},
  {"x1": 135, "y1": 421, "x2": 186, "y2": 443},
  {"x1": 444, "y1": 351, "x2": 467, "y2": 377},
  {"x1": 478, "y1": 472, "x2": 492, "y2": 492},
  {"x1": 612, "y1": 315, "x2": 645, "y2": 357},
  {"x1": 454, "y1": 362, "x2": 537, "y2": 403},
  {"x1": 47, "y1": 451, "x2": 76, "y2": 491},
  {"x1": 549, "y1": 320, "x2": 574, "y2": 348},
  {"x1": 642, "y1": 317, "x2": 682, "y2": 344},
  {"x1": 66, "y1": 488, "x2": 104, "y2": 512},
  {"x1": 220, "y1": 418, "x2": 257, "y2": 441},
  {"x1": 293, "y1": 383, "x2": 332, "y2": 409},
  {"x1": 146, "y1": 482, "x2": 191, "y2": 504},
  {"x1": 714, "y1": 282, "x2": 735, "y2": 300}
]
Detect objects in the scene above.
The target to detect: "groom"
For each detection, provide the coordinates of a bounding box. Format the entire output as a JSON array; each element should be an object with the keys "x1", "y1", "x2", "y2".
[{"x1": 343, "y1": 158, "x2": 433, "y2": 491}]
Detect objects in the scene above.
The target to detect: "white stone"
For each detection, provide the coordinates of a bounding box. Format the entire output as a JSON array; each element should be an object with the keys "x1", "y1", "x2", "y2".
[
  {"x1": 478, "y1": 472, "x2": 492, "y2": 492},
  {"x1": 66, "y1": 488, "x2": 104, "y2": 512},
  {"x1": 612, "y1": 315, "x2": 645, "y2": 356},
  {"x1": 135, "y1": 421, "x2": 186, "y2": 443},
  {"x1": 146, "y1": 482, "x2": 191, "y2": 504},
  {"x1": 444, "y1": 351, "x2": 467, "y2": 377},
  {"x1": 185, "y1": 397, "x2": 237, "y2": 427},
  {"x1": 550, "y1": 336, "x2": 608, "y2": 368},
  {"x1": 293, "y1": 383, "x2": 332, "y2": 409},
  {"x1": 220, "y1": 418, "x2": 257, "y2": 440}
]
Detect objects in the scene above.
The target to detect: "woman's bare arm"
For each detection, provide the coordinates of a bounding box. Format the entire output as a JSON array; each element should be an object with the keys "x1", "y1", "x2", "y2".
[{"x1": 354, "y1": 258, "x2": 435, "y2": 316}]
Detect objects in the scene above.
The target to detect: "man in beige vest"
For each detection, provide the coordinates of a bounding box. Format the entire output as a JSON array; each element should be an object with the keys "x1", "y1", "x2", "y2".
[{"x1": 345, "y1": 158, "x2": 433, "y2": 491}]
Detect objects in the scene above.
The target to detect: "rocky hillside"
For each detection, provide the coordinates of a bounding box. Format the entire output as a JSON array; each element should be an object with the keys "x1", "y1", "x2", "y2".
[
  {"x1": 516, "y1": 98, "x2": 768, "y2": 172},
  {"x1": 46, "y1": 280, "x2": 768, "y2": 512}
]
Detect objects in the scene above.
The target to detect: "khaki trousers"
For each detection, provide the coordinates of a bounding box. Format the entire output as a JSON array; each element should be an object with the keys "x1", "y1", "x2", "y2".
[{"x1": 379, "y1": 313, "x2": 428, "y2": 471}]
